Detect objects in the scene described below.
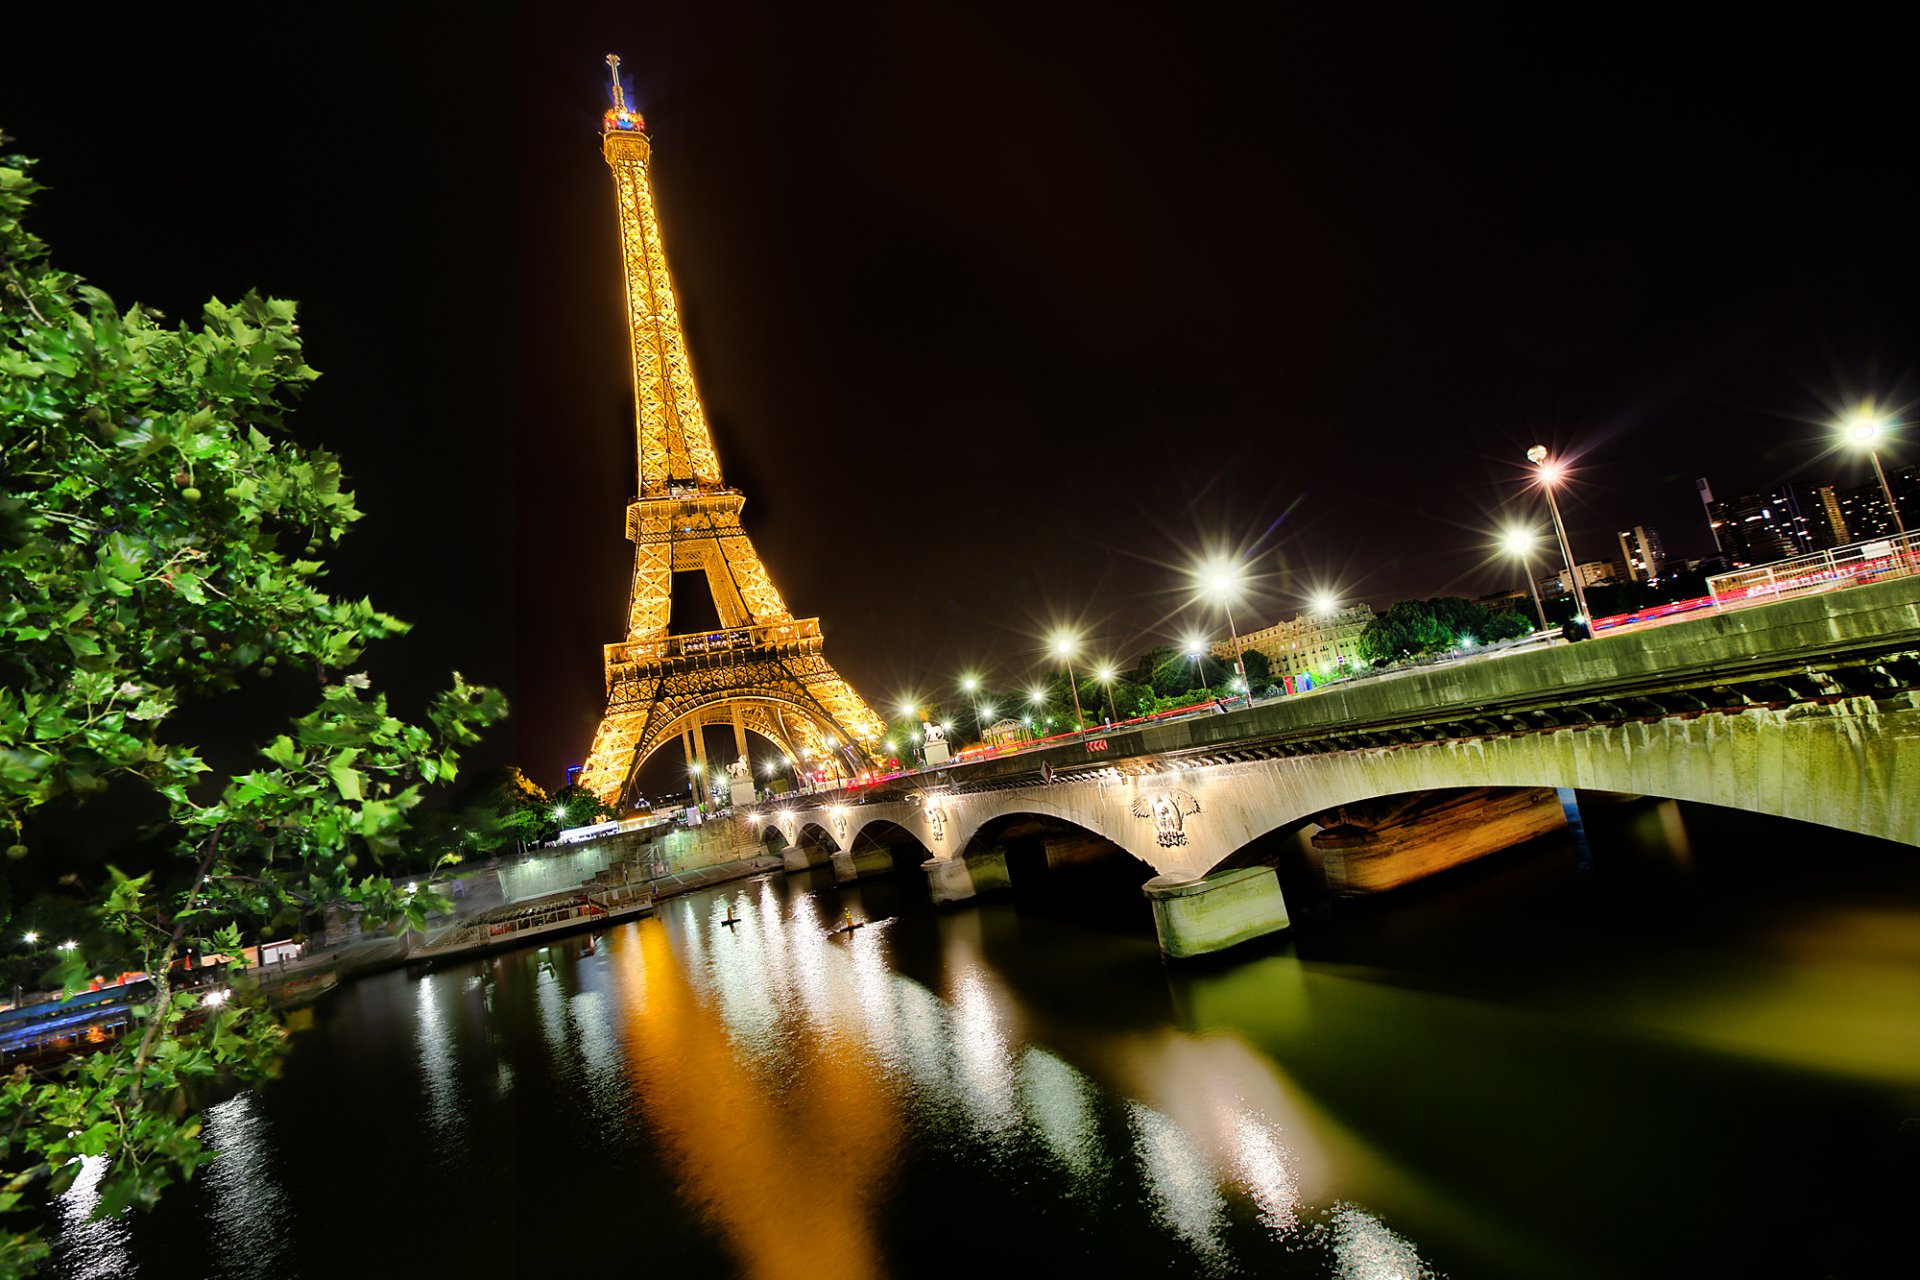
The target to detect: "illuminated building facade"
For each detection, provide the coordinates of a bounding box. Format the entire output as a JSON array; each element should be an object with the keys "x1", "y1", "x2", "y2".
[
  {"x1": 1615, "y1": 525, "x2": 1666, "y2": 582},
  {"x1": 1215, "y1": 604, "x2": 1375, "y2": 682},
  {"x1": 577, "y1": 56, "x2": 886, "y2": 805}
]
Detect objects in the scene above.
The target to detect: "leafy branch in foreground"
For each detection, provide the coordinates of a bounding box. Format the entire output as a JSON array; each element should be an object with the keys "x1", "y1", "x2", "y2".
[{"x1": 0, "y1": 133, "x2": 506, "y2": 1273}]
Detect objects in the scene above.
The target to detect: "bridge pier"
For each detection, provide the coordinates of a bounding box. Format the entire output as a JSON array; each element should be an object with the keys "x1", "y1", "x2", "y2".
[
  {"x1": 830, "y1": 845, "x2": 896, "y2": 885},
  {"x1": 1142, "y1": 867, "x2": 1290, "y2": 961},
  {"x1": 923, "y1": 848, "x2": 1012, "y2": 907}
]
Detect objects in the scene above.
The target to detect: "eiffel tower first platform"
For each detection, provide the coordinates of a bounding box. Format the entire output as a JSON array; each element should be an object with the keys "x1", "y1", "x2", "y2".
[{"x1": 576, "y1": 56, "x2": 886, "y2": 806}]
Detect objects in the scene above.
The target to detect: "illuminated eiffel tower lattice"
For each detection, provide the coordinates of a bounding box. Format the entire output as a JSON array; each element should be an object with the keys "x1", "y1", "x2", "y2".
[{"x1": 576, "y1": 55, "x2": 886, "y2": 805}]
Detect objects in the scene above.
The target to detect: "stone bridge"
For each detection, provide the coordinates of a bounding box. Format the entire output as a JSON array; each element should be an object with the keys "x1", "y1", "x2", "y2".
[{"x1": 745, "y1": 576, "x2": 1920, "y2": 958}]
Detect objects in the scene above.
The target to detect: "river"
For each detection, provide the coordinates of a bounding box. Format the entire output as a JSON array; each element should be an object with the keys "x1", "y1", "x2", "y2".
[{"x1": 46, "y1": 797, "x2": 1920, "y2": 1278}]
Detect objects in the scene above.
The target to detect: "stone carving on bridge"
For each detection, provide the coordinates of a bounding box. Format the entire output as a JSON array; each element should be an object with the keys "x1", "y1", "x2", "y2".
[
  {"x1": 726, "y1": 754, "x2": 751, "y2": 780},
  {"x1": 922, "y1": 722, "x2": 946, "y2": 744},
  {"x1": 831, "y1": 811, "x2": 848, "y2": 842},
  {"x1": 1132, "y1": 790, "x2": 1201, "y2": 847}
]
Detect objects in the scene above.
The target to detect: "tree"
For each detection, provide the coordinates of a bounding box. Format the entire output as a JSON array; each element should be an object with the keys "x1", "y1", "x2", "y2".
[
  {"x1": 1357, "y1": 596, "x2": 1532, "y2": 665},
  {"x1": 0, "y1": 139, "x2": 505, "y2": 1270},
  {"x1": 547, "y1": 783, "x2": 618, "y2": 833}
]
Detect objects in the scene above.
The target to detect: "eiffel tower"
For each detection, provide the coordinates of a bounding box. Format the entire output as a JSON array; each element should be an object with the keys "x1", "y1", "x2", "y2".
[{"x1": 576, "y1": 56, "x2": 886, "y2": 806}]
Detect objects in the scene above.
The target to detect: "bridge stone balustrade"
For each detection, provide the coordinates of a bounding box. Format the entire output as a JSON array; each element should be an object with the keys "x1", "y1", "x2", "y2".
[{"x1": 739, "y1": 577, "x2": 1920, "y2": 957}]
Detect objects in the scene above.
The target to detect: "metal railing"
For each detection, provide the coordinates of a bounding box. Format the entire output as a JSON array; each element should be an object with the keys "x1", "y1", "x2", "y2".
[{"x1": 1707, "y1": 531, "x2": 1919, "y2": 610}]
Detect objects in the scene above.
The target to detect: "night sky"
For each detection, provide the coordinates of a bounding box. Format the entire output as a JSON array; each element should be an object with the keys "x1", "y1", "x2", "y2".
[{"x1": 8, "y1": 3, "x2": 1917, "y2": 795}]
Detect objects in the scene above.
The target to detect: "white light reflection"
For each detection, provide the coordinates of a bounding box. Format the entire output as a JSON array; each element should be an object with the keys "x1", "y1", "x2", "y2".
[
  {"x1": 569, "y1": 988, "x2": 623, "y2": 1111},
  {"x1": 1223, "y1": 1106, "x2": 1299, "y2": 1232},
  {"x1": 706, "y1": 894, "x2": 784, "y2": 1066},
  {"x1": 1128, "y1": 1101, "x2": 1227, "y2": 1261},
  {"x1": 1017, "y1": 1046, "x2": 1102, "y2": 1181},
  {"x1": 1325, "y1": 1202, "x2": 1434, "y2": 1280},
  {"x1": 51, "y1": 1155, "x2": 130, "y2": 1279},
  {"x1": 949, "y1": 970, "x2": 1017, "y2": 1132},
  {"x1": 414, "y1": 973, "x2": 465, "y2": 1156},
  {"x1": 202, "y1": 1091, "x2": 294, "y2": 1277}
]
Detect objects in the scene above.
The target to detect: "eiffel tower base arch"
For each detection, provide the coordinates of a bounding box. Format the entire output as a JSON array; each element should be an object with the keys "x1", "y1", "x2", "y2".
[{"x1": 577, "y1": 634, "x2": 883, "y2": 807}]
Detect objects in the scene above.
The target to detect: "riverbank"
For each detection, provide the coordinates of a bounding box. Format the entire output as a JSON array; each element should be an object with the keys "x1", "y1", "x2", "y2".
[{"x1": 287, "y1": 852, "x2": 787, "y2": 985}]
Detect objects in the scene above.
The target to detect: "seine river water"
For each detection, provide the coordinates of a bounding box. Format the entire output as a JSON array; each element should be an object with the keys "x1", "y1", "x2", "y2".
[{"x1": 46, "y1": 798, "x2": 1920, "y2": 1279}]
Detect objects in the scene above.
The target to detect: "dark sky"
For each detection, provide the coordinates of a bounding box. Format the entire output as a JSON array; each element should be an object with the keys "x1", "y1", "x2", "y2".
[{"x1": 8, "y1": 2, "x2": 1918, "y2": 794}]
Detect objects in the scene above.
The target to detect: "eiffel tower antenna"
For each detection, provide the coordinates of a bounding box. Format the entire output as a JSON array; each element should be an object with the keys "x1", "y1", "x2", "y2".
[{"x1": 577, "y1": 57, "x2": 886, "y2": 806}]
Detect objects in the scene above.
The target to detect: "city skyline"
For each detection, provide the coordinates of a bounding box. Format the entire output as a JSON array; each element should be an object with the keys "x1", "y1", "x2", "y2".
[{"x1": 6, "y1": 4, "x2": 1917, "y2": 790}]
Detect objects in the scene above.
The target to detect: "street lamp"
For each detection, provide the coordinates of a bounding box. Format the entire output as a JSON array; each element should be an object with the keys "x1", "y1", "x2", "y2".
[
  {"x1": 1845, "y1": 414, "x2": 1907, "y2": 536},
  {"x1": 1183, "y1": 634, "x2": 1210, "y2": 692},
  {"x1": 961, "y1": 676, "x2": 990, "y2": 743},
  {"x1": 1051, "y1": 634, "x2": 1087, "y2": 733},
  {"x1": 1527, "y1": 445, "x2": 1591, "y2": 630},
  {"x1": 1311, "y1": 592, "x2": 1342, "y2": 677},
  {"x1": 1094, "y1": 665, "x2": 1119, "y2": 723},
  {"x1": 1500, "y1": 526, "x2": 1551, "y2": 631},
  {"x1": 1199, "y1": 561, "x2": 1248, "y2": 702}
]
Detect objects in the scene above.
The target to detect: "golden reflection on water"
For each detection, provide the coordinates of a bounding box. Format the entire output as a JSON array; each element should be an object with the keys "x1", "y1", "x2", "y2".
[{"x1": 608, "y1": 910, "x2": 901, "y2": 1280}]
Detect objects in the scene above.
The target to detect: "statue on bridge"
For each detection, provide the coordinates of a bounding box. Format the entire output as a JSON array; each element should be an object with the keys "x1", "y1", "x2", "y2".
[
  {"x1": 726, "y1": 753, "x2": 752, "y2": 781},
  {"x1": 1132, "y1": 790, "x2": 1201, "y2": 847},
  {"x1": 922, "y1": 721, "x2": 947, "y2": 745}
]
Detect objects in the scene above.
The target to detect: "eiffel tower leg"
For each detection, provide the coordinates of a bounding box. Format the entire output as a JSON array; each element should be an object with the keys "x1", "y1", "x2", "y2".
[
  {"x1": 579, "y1": 704, "x2": 653, "y2": 809},
  {"x1": 731, "y1": 704, "x2": 750, "y2": 763}
]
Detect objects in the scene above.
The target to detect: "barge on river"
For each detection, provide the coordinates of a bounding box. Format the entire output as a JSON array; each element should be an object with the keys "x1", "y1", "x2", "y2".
[{"x1": 407, "y1": 884, "x2": 655, "y2": 964}]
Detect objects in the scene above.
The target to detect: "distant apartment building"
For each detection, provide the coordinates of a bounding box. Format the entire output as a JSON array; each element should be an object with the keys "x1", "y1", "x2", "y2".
[
  {"x1": 1615, "y1": 525, "x2": 1667, "y2": 581},
  {"x1": 1556, "y1": 560, "x2": 1622, "y2": 594},
  {"x1": 1703, "y1": 469, "x2": 1916, "y2": 566},
  {"x1": 1707, "y1": 489, "x2": 1810, "y2": 564},
  {"x1": 1215, "y1": 603, "x2": 1376, "y2": 681},
  {"x1": 1834, "y1": 466, "x2": 1918, "y2": 542}
]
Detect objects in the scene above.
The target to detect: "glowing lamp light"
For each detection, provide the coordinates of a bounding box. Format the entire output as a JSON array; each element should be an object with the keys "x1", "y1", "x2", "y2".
[
  {"x1": 202, "y1": 988, "x2": 230, "y2": 1008},
  {"x1": 23, "y1": 931, "x2": 37, "y2": 945},
  {"x1": 1095, "y1": 666, "x2": 1115, "y2": 683},
  {"x1": 1501, "y1": 527, "x2": 1536, "y2": 556},
  {"x1": 1848, "y1": 415, "x2": 1885, "y2": 444},
  {"x1": 961, "y1": 677, "x2": 979, "y2": 693},
  {"x1": 1312, "y1": 592, "x2": 1338, "y2": 616},
  {"x1": 58, "y1": 940, "x2": 77, "y2": 952},
  {"x1": 1052, "y1": 634, "x2": 1077, "y2": 658},
  {"x1": 1029, "y1": 688, "x2": 1047, "y2": 705},
  {"x1": 898, "y1": 702, "x2": 917, "y2": 718},
  {"x1": 687, "y1": 762, "x2": 703, "y2": 775}
]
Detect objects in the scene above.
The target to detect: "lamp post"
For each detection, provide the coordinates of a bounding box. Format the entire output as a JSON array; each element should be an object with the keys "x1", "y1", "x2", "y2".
[
  {"x1": 1201, "y1": 562, "x2": 1248, "y2": 703},
  {"x1": 1052, "y1": 634, "x2": 1087, "y2": 733},
  {"x1": 1094, "y1": 665, "x2": 1119, "y2": 723},
  {"x1": 1527, "y1": 445, "x2": 1591, "y2": 630},
  {"x1": 1501, "y1": 527, "x2": 1551, "y2": 631},
  {"x1": 961, "y1": 676, "x2": 991, "y2": 744},
  {"x1": 1184, "y1": 635, "x2": 1209, "y2": 693},
  {"x1": 1846, "y1": 415, "x2": 1907, "y2": 537},
  {"x1": 1311, "y1": 591, "x2": 1341, "y2": 679}
]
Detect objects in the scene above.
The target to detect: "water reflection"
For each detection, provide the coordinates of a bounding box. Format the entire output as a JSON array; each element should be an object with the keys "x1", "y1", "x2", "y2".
[
  {"x1": 62, "y1": 799, "x2": 1916, "y2": 1277},
  {"x1": 1016, "y1": 1046, "x2": 1101, "y2": 1180},
  {"x1": 200, "y1": 1093, "x2": 292, "y2": 1279},
  {"x1": 1128, "y1": 1101, "x2": 1228, "y2": 1261},
  {"x1": 51, "y1": 1156, "x2": 129, "y2": 1280},
  {"x1": 413, "y1": 972, "x2": 464, "y2": 1159}
]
